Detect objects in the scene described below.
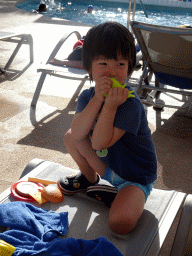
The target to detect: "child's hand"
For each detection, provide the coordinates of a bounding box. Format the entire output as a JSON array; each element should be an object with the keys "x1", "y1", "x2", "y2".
[
  {"x1": 94, "y1": 76, "x2": 112, "y2": 103},
  {"x1": 105, "y1": 87, "x2": 129, "y2": 108}
]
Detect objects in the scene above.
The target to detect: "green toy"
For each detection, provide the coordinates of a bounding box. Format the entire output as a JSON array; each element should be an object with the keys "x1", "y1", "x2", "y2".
[{"x1": 104, "y1": 77, "x2": 135, "y2": 98}]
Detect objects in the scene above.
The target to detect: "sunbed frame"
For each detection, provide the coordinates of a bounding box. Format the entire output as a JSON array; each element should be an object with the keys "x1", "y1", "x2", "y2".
[
  {"x1": 0, "y1": 159, "x2": 190, "y2": 256},
  {"x1": 131, "y1": 21, "x2": 192, "y2": 109},
  {"x1": 0, "y1": 32, "x2": 33, "y2": 74},
  {"x1": 31, "y1": 31, "x2": 89, "y2": 107},
  {"x1": 31, "y1": 30, "x2": 143, "y2": 108}
]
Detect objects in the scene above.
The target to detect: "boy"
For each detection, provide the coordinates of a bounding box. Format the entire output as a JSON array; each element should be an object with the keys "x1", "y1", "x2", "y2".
[{"x1": 58, "y1": 22, "x2": 157, "y2": 234}]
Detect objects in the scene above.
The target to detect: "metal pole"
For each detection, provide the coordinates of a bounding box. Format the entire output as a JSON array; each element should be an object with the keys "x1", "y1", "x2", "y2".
[
  {"x1": 139, "y1": 0, "x2": 148, "y2": 18},
  {"x1": 127, "y1": 0, "x2": 137, "y2": 29},
  {"x1": 132, "y1": 0, "x2": 137, "y2": 21},
  {"x1": 127, "y1": 0, "x2": 132, "y2": 29}
]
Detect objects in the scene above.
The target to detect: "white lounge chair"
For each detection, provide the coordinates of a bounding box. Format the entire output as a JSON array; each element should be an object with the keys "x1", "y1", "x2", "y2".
[
  {"x1": 31, "y1": 31, "x2": 89, "y2": 107},
  {"x1": 0, "y1": 158, "x2": 187, "y2": 256},
  {"x1": 0, "y1": 32, "x2": 33, "y2": 74},
  {"x1": 31, "y1": 30, "x2": 143, "y2": 107},
  {"x1": 130, "y1": 21, "x2": 192, "y2": 110},
  {"x1": 170, "y1": 194, "x2": 192, "y2": 256}
]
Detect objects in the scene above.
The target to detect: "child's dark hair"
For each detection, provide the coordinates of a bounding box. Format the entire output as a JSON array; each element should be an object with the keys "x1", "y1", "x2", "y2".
[{"x1": 82, "y1": 22, "x2": 136, "y2": 81}]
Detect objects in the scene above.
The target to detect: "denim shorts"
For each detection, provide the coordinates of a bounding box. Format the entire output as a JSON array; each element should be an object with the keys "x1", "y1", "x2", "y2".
[{"x1": 103, "y1": 167, "x2": 154, "y2": 200}]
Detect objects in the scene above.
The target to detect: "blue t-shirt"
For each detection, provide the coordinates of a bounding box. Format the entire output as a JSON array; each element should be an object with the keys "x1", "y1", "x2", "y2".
[{"x1": 76, "y1": 86, "x2": 157, "y2": 185}]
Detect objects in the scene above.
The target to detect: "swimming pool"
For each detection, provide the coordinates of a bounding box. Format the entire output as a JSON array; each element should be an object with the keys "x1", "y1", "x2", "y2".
[{"x1": 16, "y1": 0, "x2": 192, "y2": 27}]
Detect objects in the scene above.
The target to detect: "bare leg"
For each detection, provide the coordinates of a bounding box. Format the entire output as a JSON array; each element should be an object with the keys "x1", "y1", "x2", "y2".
[
  {"x1": 64, "y1": 129, "x2": 107, "y2": 183},
  {"x1": 109, "y1": 186, "x2": 145, "y2": 234}
]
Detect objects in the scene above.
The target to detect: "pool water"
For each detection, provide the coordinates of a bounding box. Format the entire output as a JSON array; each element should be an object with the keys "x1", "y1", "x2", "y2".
[{"x1": 16, "y1": 0, "x2": 192, "y2": 27}]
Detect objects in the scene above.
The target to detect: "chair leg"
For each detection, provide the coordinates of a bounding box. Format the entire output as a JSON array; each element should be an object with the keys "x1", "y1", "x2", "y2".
[
  {"x1": 4, "y1": 36, "x2": 25, "y2": 71},
  {"x1": 185, "y1": 95, "x2": 192, "y2": 115},
  {"x1": 135, "y1": 60, "x2": 149, "y2": 95},
  {"x1": 143, "y1": 70, "x2": 153, "y2": 86},
  {"x1": 31, "y1": 72, "x2": 47, "y2": 107},
  {"x1": 3, "y1": 34, "x2": 34, "y2": 72},
  {"x1": 27, "y1": 34, "x2": 34, "y2": 64},
  {"x1": 0, "y1": 68, "x2": 6, "y2": 74},
  {"x1": 154, "y1": 78, "x2": 163, "y2": 100},
  {"x1": 140, "y1": 70, "x2": 153, "y2": 99}
]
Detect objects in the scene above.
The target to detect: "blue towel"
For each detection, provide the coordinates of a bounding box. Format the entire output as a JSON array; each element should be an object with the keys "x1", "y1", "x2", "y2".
[
  {"x1": 33, "y1": 236, "x2": 123, "y2": 256},
  {"x1": 0, "y1": 202, "x2": 123, "y2": 256},
  {"x1": 0, "y1": 201, "x2": 68, "y2": 242}
]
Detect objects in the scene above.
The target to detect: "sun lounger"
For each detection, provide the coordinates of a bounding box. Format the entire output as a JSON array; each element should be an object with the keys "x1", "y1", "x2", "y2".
[
  {"x1": 0, "y1": 159, "x2": 187, "y2": 255},
  {"x1": 170, "y1": 194, "x2": 192, "y2": 256},
  {"x1": 31, "y1": 31, "x2": 89, "y2": 107},
  {"x1": 0, "y1": 32, "x2": 33, "y2": 74},
  {"x1": 31, "y1": 30, "x2": 143, "y2": 107},
  {"x1": 130, "y1": 21, "x2": 192, "y2": 109}
]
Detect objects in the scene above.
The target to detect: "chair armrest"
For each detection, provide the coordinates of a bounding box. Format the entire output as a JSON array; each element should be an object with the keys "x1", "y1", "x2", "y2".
[{"x1": 46, "y1": 31, "x2": 81, "y2": 64}]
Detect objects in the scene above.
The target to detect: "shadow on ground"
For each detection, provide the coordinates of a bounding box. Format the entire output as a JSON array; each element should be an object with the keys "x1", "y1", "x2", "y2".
[
  {"x1": 152, "y1": 108, "x2": 192, "y2": 193},
  {"x1": 17, "y1": 77, "x2": 85, "y2": 153}
]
